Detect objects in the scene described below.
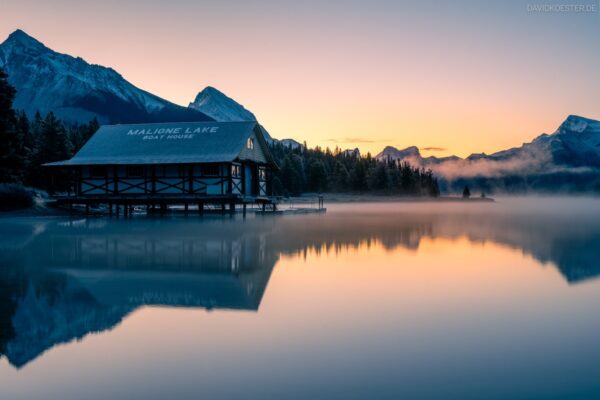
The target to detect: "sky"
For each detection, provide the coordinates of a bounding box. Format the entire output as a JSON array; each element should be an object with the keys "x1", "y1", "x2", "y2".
[{"x1": 1, "y1": 0, "x2": 599, "y2": 157}]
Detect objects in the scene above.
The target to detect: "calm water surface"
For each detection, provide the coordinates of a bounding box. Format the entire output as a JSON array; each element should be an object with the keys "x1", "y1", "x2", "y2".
[{"x1": 1, "y1": 198, "x2": 600, "y2": 400}]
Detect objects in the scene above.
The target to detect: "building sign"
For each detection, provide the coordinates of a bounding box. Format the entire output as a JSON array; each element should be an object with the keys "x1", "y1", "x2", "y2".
[{"x1": 126, "y1": 126, "x2": 220, "y2": 140}]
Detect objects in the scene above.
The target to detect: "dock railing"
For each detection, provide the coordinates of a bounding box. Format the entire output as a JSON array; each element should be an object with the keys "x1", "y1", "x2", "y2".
[{"x1": 278, "y1": 194, "x2": 325, "y2": 210}]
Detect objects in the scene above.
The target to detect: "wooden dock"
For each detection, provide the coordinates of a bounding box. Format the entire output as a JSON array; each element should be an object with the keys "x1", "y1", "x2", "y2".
[
  {"x1": 50, "y1": 193, "x2": 278, "y2": 216},
  {"x1": 256, "y1": 207, "x2": 327, "y2": 215}
]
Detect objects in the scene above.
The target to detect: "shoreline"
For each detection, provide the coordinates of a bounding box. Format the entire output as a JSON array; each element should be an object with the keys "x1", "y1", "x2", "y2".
[
  {"x1": 0, "y1": 194, "x2": 494, "y2": 218},
  {"x1": 285, "y1": 194, "x2": 495, "y2": 204}
]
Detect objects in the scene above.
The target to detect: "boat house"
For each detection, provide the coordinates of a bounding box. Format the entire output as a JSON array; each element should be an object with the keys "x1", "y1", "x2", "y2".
[{"x1": 46, "y1": 121, "x2": 278, "y2": 214}]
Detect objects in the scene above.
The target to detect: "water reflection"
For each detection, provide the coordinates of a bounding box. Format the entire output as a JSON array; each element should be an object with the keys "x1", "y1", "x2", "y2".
[
  {"x1": 0, "y1": 218, "x2": 277, "y2": 368},
  {"x1": 1, "y1": 199, "x2": 600, "y2": 370}
]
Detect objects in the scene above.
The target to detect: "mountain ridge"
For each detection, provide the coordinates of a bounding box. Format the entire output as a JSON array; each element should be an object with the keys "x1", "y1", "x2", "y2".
[
  {"x1": 0, "y1": 29, "x2": 212, "y2": 124},
  {"x1": 375, "y1": 114, "x2": 600, "y2": 181},
  {"x1": 3, "y1": 29, "x2": 599, "y2": 192}
]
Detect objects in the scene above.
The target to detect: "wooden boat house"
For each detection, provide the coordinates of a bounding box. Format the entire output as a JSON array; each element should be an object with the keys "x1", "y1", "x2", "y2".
[{"x1": 46, "y1": 121, "x2": 278, "y2": 214}]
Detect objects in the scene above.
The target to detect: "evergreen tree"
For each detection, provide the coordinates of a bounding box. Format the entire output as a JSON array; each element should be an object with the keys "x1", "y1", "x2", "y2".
[
  {"x1": 462, "y1": 185, "x2": 471, "y2": 198},
  {"x1": 350, "y1": 161, "x2": 368, "y2": 192},
  {"x1": 29, "y1": 112, "x2": 72, "y2": 193},
  {"x1": 308, "y1": 159, "x2": 327, "y2": 192},
  {"x1": 15, "y1": 110, "x2": 33, "y2": 155},
  {"x1": 399, "y1": 162, "x2": 415, "y2": 194},
  {"x1": 280, "y1": 155, "x2": 304, "y2": 195},
  {"x1": 0, "y1": 68, "x2": 22, "y2": 182},
  {"x1": 332, "y1": 161, "x2": 350, "y2": 192},
  {"x1": 69, "y1": 117, "x2": 99, "y2": 153},
  {"x1": 23, "y1": 112, "x2": 44, "y2": 187},
  {"x1": 369, "y1": 162, "x2": 390, "y2": 191}
]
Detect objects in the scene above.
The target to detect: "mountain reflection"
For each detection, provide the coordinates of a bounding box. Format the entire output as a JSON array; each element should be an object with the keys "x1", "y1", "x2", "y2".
[
  {"x1": 0, "y1": 218, "x2": 277, "y2": 368},
  {"x1": 1, "y1": 202, "x2": 599, "y2": 368}
]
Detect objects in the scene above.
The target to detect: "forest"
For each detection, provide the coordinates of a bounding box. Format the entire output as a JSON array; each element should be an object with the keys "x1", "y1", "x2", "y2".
[{"x1": 0, "y1": 67, "x2": 440, "y2": 203}]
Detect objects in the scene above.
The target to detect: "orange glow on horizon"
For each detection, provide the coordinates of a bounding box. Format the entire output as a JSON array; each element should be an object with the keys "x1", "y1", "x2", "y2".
[{"x1": 1, "y1": 1, "x2": 599, "y2": 157}]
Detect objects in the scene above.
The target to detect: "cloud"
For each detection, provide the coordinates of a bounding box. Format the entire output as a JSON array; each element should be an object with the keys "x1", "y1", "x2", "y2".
[
  {"x1": 399, "y1": 146, "x2": 557, "y2": 180},
  {"x1": 325, "y1": 137, "x2": 386, "y2": 144},
  {"x1": 422, "y1": 147, "x2": 446, "y2": 152}
]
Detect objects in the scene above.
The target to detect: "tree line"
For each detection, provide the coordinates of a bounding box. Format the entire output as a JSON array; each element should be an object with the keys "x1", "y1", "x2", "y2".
[
  {"x1": 0, "y1": 66, "x2": 439, "y2": 197},
  {"x1": 0, "y1": 68, "x2": 98, "y2": 193},
  {"x1": 269, "y1": 142, "x2": 440, "y2": 197}
]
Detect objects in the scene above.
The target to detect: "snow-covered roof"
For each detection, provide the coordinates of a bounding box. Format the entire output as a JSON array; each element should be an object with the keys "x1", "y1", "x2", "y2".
[{"x1": 46, "y1": 121, "x2": 276, "y2": 167}]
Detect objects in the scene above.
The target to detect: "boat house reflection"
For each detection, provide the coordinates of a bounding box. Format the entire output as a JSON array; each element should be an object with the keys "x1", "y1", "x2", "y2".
[{"x1": 0, "y1": 218, "x2": 278, "y2": 368}]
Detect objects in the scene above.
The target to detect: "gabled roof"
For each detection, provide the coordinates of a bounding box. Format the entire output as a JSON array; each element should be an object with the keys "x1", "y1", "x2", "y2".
[{"x1": 46, "y1": 121, "x2": 277, "y2": 167}]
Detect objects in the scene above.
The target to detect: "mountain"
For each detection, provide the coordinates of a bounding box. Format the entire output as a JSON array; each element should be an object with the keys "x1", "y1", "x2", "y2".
[
  {"x1": 376, "y1": 115, "x2": 600, "y2": 193},
  {"x1": 376, "y1": 145, "x2": 421, "y2": 163},
  {"x1": 279, "y1": 138, "x2": 303, "y2": 150},
  {"x1": 188, "y1": 86, "x2": 304, "y2": 148},
  {"x1": 188, "y1": 86, "x2": 256, "y2": 122},
  {"x1": 342, "y1": 148, "x2": 361, "y2": 157},
  {"x1": 0, "y1": 29, "x2": 212, "y2": 124}
]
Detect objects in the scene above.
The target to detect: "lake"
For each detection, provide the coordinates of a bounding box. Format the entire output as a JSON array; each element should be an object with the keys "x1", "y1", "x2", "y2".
[{"x1": 1, "y1": 198, "x2": 600, "y2": 400}]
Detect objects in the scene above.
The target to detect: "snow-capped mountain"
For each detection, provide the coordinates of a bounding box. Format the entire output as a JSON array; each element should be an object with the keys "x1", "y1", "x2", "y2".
[
  {"x1": 342, "y1": 148, "x2": 361, "y2": 157},
  {"x1": 375, "y1": 115, "x2": 600, "y2": 192},
  {"x1": 377, "y1": 115, "x2": 600, "y2": 174},
  {"x1": 376, "y1": 145, "x2": 421, "y2": 163},
  {"x1": 279, "y1": 138, "x2": 303, "y2": 150},
  {"x1": 0, "y1": 29, "x2": 212, "y2": 124},
  {"x1": 188, "y1": 86, "x2": 257, "y2": 122},
  {"x1": 187, "y1": 85, "x2": 304, "y2": 147}
]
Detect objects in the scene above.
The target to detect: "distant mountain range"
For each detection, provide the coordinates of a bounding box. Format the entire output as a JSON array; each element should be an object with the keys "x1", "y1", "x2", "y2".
[
  {"x1": 0, "y1": 29, "x2": 212, "y2": 124},
  {"x1": 375, "y1": 115, "x2": 600, "y2": 192},
  {"x1": 1, "y1": 29, "x2": 598, "y2": 192},
  {"x1": 0, "y1": 29, "x2": 302, "y2": 148}
]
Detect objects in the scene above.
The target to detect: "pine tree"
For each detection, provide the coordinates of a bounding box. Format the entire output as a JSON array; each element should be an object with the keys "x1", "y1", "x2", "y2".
[
  {"x1": 399, "y1": 161, "x2": 415, "y2": 194},
  {"x1": 350, "y1": 161, "x2": 368, "y2": 192},
  {"x1": 369, "y1": 162, "x2": 390, "y2": 192},
  {"x1": 462, "y1": 185, "x2": 471, "y2": 198},
  {"x1": 0, "y1": 68, "x2": 22, "y2": 182},
  {"x1": 308, "y1": 160, "x2": 328, "y2": 192},
  {"x1": 69, "y1": 117, "x2": 99, "y2": 153},
  {"x1": 332, "y1": 161, "x2": 350, "y2": 192},
  {"x1": 29, "y1": 112, "x2": 72, "y2": 193}
]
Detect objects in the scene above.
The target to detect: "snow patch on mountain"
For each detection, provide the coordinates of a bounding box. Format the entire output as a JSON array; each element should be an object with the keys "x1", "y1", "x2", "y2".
[
  {"x1": 188, "y1": 86, "x2": 256, "y2": 122},
  {"x1": 342, "y1": 148, "x2": 361, "y2": 157},
  {"x1": 373, "y1": 115, "x2": 600, "y2": 181},
  {"x1": 187, "y1": 86, "x2": 305, "y2": 147},
  {"x1": 0, "y1": 29, "x2": 211, "y2": 124}
]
